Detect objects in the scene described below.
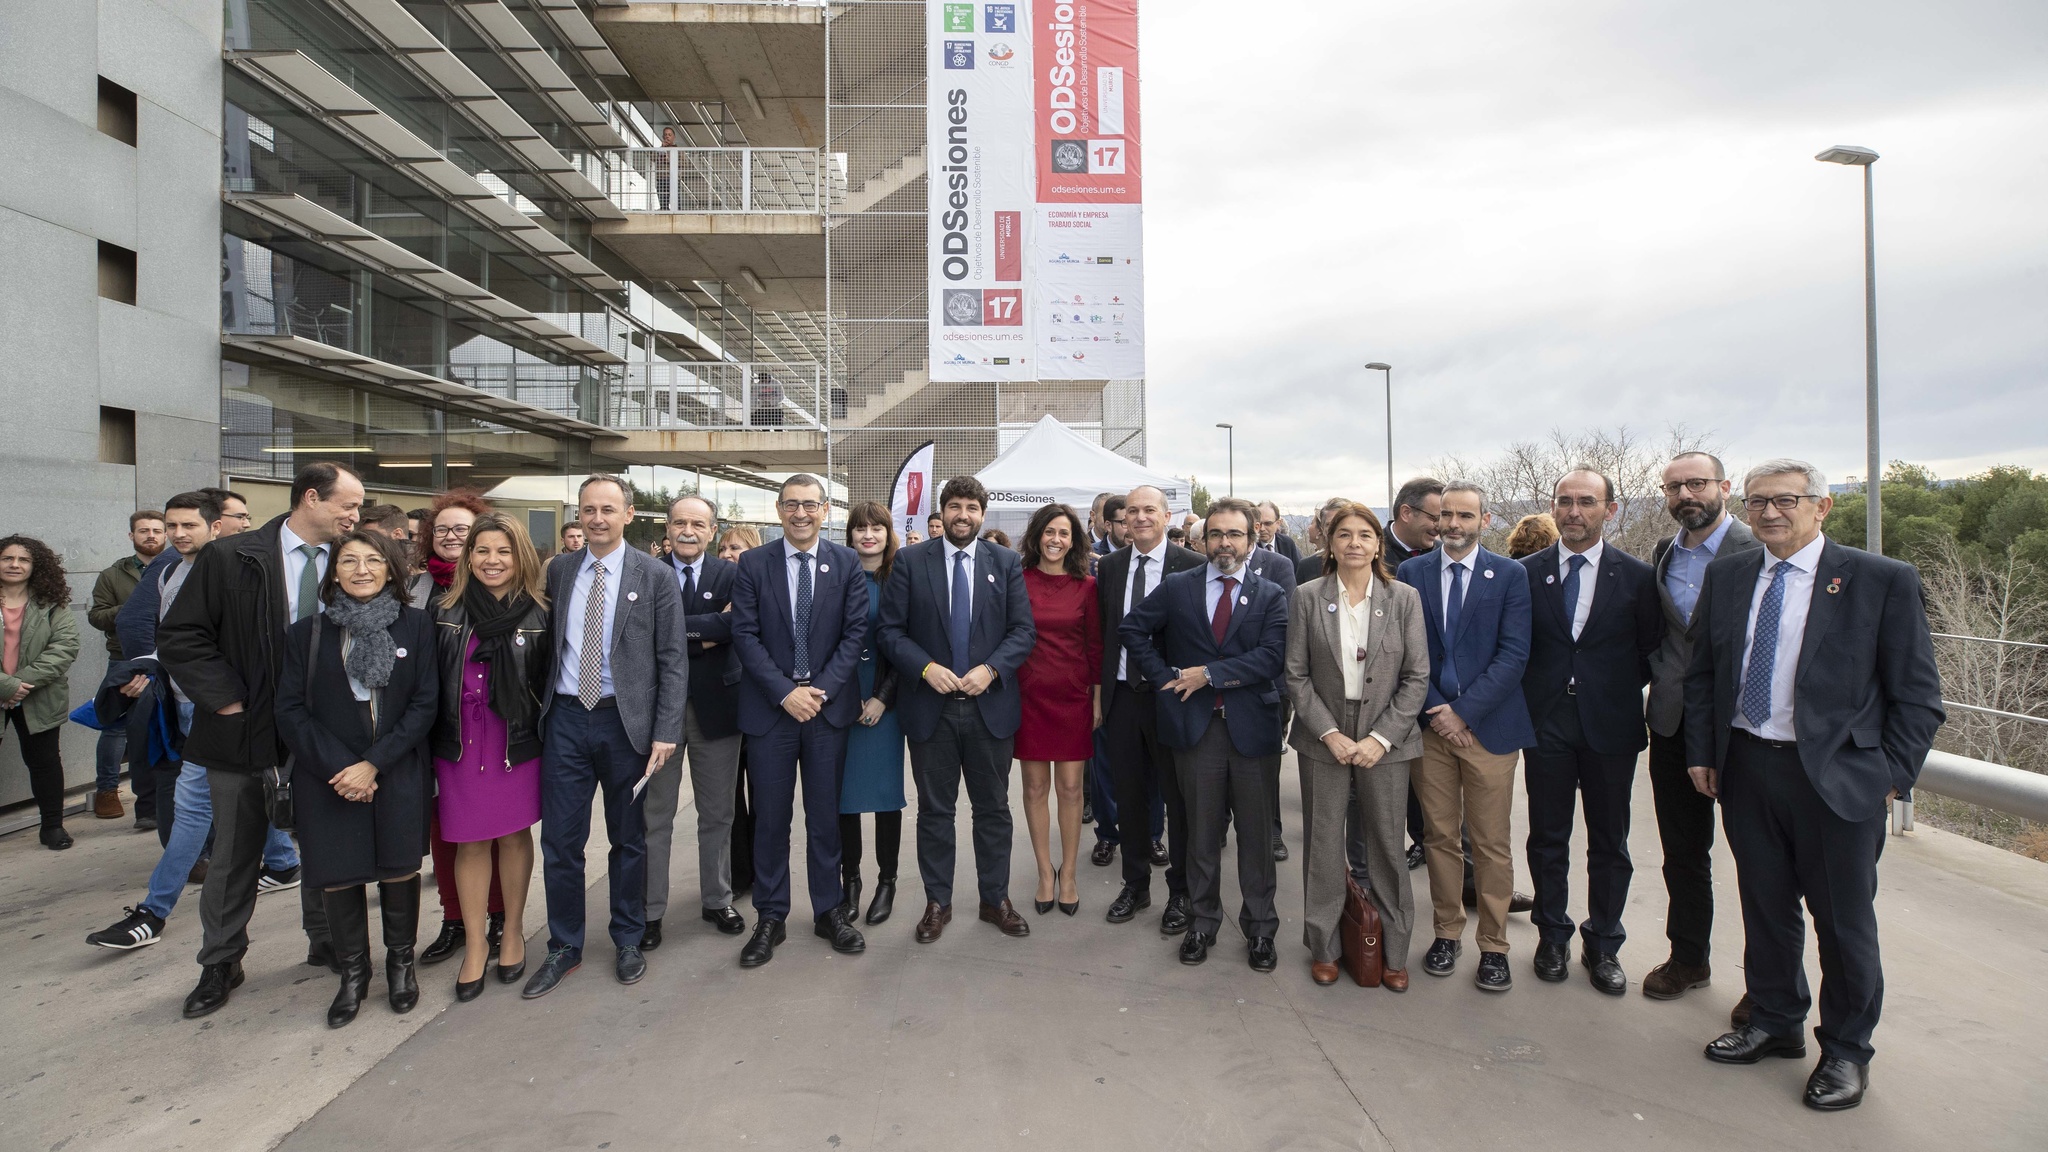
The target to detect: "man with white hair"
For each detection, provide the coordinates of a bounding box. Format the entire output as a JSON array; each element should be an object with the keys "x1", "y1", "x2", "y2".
[{"x1": 1685, "y1": 458, "x2": 1942, "y2": 1111}]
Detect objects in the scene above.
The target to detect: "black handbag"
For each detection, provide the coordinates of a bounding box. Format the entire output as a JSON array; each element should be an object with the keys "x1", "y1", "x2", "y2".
[{"x1": 264, "y1": 620, "x2": 322, "y2": 831}]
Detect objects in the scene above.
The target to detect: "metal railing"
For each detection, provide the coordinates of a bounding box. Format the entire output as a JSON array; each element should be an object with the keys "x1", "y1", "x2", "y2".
[
  {"x1": 603, "y1": 148, "x2": 827, "y2": 214},
  {"x1": 1913, "y1": 749, "x2": 2048, "y2": 826},
  {"x1": 609, "y1": 361, "x2": 827, "y2": 431}
]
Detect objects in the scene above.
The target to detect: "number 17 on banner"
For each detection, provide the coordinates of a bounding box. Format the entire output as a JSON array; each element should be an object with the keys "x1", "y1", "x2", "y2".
[
  {"x1": 1088, "y1": 140, "x2": 1126, "y2": 174},
  {"x1": 982, "y1": 289, "x2": 1023, "y2": 326}
]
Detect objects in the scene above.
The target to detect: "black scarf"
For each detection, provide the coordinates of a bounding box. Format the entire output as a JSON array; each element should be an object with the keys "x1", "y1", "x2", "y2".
[{"x1": 462, "y1": 582, "x2": 535, "y2": 720}]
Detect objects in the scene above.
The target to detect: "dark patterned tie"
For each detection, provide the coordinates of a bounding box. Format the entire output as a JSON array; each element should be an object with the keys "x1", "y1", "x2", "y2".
[
  {"x1": 793, "y1": 552, "x2": 814, "y2": 681},
  {"x1": 578, "y1": 559, "x2": 607, "y2": 709},
  {"x1": 1741, "y1": 561, "x2": 1794, "y2": 728},
  {"x1": 1441, "y1": 561, "x2": 1466, "y2": 700}
]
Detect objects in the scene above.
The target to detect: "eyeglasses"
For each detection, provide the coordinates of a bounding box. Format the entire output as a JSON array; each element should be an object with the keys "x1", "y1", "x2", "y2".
[
  {"x1": 1661, "y1": 478, "x2": 1719, "y2": 495},
  {"x1": 432, "y1": 525, "x2": 471, "y2": 539},
  {"x1": 1206, "y1": 529, "x2": 1249, "y2": 542},
  {"x1": 779, "y1": 500, "x2": 825, "y2": 514},
  {"x1": 335, "y1": 555, "x2": 388, "y2": 570},
  {"x1": 221, "y1": 511, "x2": 252, "y2": 522},
  {"x1": 1553, "y1": 496, "x2": 1607, "y2": 511},
  {"x1": 1742, "y1": 494, "x2": 1823, "y2": 513}
]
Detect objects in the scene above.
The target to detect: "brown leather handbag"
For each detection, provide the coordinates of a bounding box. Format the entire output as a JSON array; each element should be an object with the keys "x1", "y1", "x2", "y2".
[{"x1": 1340, "y1": 874, "x2": 1383, "y2": 987}]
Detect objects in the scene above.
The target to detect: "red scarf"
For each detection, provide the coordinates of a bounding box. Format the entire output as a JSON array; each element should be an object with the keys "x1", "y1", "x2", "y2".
[{"x1": 426, "y1": 554, "x2": 460, "y2": 588}]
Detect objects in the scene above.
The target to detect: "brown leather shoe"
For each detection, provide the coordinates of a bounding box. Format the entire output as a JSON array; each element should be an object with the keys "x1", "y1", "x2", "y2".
[
  {"x1": 1310, "y1": 962, "x2": 1340, "y2": 986},
  {"x1": 93, "y1": 789, "x2": 124, "y2": 819},
  {"x1": 979, "y1": 899, "x2": 1030, "y2": 937},
  {"x1": 1730, "y1": 991, "x2": 1752, "y2": 1029},
  {"x1": 915, "y1": 901, "x2": 951, "y2": 944},
  {"x1": 1642, "y1": 959, "x2": 1711, "y2": 1000},
  {"x1": 1382, "y1": 968, "x2": 1410, "y2": 993}
]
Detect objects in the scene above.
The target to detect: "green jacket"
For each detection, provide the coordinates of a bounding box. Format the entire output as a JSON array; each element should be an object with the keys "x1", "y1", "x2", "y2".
[
  {"x1": 89, "y1": 556, "x2": 146, "y2": 658},
  {"x1": 2, "y1": 599, "x2": 81, "y2": 735}
]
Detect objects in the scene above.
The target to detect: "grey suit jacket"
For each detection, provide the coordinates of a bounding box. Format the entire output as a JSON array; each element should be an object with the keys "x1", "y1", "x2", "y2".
[
  {"x1": 1285, "y1": 574, "x2": 1431, "y2": 764},
  {"x1": 1646, "y1": 516, "x2": 1759, "y2": 737},
  {"x1": 541, "y1": 544, "x2": 689, "y2": 756}
]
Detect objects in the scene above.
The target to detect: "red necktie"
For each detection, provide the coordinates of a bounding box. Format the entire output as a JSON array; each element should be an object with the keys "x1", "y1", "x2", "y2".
[{"x1": 1211, "y1": 576, "x2": 1236, "y2": 643}]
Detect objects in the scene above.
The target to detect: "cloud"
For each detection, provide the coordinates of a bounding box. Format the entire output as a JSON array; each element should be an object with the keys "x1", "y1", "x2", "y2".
[{"x1": 1140, "y1": 0, "x2": 2048, "y2": 507}]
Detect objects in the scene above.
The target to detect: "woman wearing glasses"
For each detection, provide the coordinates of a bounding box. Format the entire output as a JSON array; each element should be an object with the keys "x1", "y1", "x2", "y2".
[{"x1": 1284, "y1": 501, "x2": 1431, "y2": 989}]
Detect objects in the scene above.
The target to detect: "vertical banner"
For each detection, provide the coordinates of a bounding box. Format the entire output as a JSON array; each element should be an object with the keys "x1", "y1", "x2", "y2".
[
  {"x1": 928, "y1": 1, "x2": 1036, "y2": 382},
  {"x1": 1033, "y1": 0, "x2": 1145, "y2": 380},
  {"x1": 889, "y1": 441, "x2": 939, "y2": 543}
]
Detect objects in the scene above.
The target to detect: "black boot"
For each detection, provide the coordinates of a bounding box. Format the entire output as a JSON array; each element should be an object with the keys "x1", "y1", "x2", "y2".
[
  {"x1": 322, "y1": 886, "x2": 373, "y2": 1028},
  {"x1": 486, "y1": 910, "x2": 504, "y2": 959},
  {"x1": 379, "y1": 875, "x2": 421, "y2": 1015}
]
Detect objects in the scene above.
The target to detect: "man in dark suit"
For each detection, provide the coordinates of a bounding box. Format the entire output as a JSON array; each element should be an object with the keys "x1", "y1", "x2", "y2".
[
  {"x1": 1240, "y1": 539, "x2": 1296, "y2": 861},
  {"x1": 1383, "y1": 477, "x2": 1445, "y2": 868},
  {"x1": 1687, "y1": 459, "x2": 1942, "y2": 1111},
  {"x1": 1293, "y1": 497, "x2": 1346, "y2": 586},
  {"x1": 1643, "y1": 451, "x2": 1759, "y2": 1002},
  {"x1": 1253, "y1": 501, "x2": 1301, "y2": 564},
  {"x1": 1120, "y1": 498, "x2": 1290, "y2": 969},
  {"x1": 1518, "y1": 468, "x2": 1664, "y2": 995},
  {"x1": 525, "y1": 475, "x2": 688, "y2": 997},
  {"x1": 1398, "y1": 481, "x2": 1534, "y2": 993},
  {"x1": 1098, "y1": 484, "x2": 1207, "y2": 931},
  {"x1": 641, "y1": 495, "x2": 748, "y2": 950},
  {"x1": 878, "y1": 476, "x2": 1038, "y2": 942},
  {"x1": 728, "y1": 474, "x2": 871, "y2": 966}
]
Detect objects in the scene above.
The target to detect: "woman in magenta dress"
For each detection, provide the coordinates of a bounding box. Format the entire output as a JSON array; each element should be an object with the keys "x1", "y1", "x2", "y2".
[
  {"x1": 430, "y1": 513, "x2": 550, "y2": 1001},
  {"x1": 1015, "y1": 503, "x2": 1101, "y2": 917}
]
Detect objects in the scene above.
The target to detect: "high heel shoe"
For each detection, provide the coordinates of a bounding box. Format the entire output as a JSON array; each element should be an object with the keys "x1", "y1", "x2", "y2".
[
  {"x1": 496, "y1": 945, "x2": 527, "y2": 986},
  {"x1": 1034, "y1": 867, "x2": 1056, "y2": 915},
  {"x1": 455, "y1": 969, "x2": 485, "y2": 1002},
  {"x1": 1057, "y1": 867, "x2": 1079, "y2": 916}
]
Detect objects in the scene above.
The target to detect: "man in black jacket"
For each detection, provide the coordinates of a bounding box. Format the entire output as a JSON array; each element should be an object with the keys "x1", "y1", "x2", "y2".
[{"x1": 160, "y1": 462, "x2": 364, "y2": 1018}]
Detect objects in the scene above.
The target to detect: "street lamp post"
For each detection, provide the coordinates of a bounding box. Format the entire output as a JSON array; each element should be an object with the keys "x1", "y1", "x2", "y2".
[
  {"x1": 1816, "y1": 145, "x2": 1882, "y2": 554},
  {"x1": 1215, "y1": 422, "x2": 1234, "y2": 497},
  {"x1": 1365, "y1": 362, "x2": 1393, "y2": 511}
]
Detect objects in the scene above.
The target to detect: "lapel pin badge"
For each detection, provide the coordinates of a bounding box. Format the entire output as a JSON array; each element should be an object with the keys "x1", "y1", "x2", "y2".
[
  {"x1": 1545, "y1": 574, "x2": 1555, "y2": 584},
  {"x1": 394, "y1": 647, "x2": 408, "y2": 658},
  {"x1": 819, "y1": 563, "x2": 829, "y2": 574},
  {"x1": 1375, "y1": 608, "x2": 1383, "y2": 617},
  {"x1": 1827, "y1": 577, "x2": 1842, "y2": 595},
  {"x1": 1326, "y1": 602, "x2": 1338, "y2": 613},
  {"x1": 1484, "y1": 569, "x2": 1495, "y2": 579},
  {"x1": 1240, "y1": 596, "x2": 1249, "y2": 605},
  {"x1": 627, "y1": 591, "x2": 638, "y2": 602},
  {"x1": 703, "y1": 591, "x2": 713, "y2": 599},
  {"x1": 987, "y1": 573, "x2": 996, "y2": 583}
]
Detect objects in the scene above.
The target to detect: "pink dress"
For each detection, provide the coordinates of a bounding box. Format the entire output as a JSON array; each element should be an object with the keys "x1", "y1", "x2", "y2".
[{"x1": 433, "y1": 636, "x2": 542, "y2": 842}]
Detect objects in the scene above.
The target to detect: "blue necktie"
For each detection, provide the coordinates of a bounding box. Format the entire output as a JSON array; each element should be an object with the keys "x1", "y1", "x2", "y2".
[
  {"x1": 1441, "y1": 561, "x2": 1466, "y2": 700},
  {"x1": 949, "y1": 549, "x2": 972, "y2": 674},
  {"x1": 1561, "y1": 553, "x2": 1587, "y2": 640},
  {"x1": 1741, "y1": 560, "x2": 1794, "y2": 728},
  {"x1": 793, "y1": 553, "x2": 814, "y2": 681}
]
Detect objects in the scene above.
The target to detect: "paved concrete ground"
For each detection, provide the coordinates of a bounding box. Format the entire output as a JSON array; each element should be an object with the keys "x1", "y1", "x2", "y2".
[{"x1": 4, "y1": 754, "x2": 2045, "y2": 1152}]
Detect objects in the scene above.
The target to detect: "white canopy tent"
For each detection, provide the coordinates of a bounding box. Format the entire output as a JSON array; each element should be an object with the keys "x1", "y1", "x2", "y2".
[{"x1": 972, "y1": 415, "x2": 1191, "y2": 543}]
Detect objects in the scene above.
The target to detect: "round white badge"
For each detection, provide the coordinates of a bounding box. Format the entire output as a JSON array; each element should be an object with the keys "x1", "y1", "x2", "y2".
[
  {"x1": 1484, "y1": 569, "x2": 1495, "y2": 579},
  {"x1": 702, "y1": 591, "x2": 712, "y2": 599},
  {"x1": 514, "y1": 635, "x2": 525, "y2": 646},
  {"x1": 627, "y1": 591, "x2": 639, "y2": 601},
  {"x1": 1326, "y1": 602, "x2": 1337, "y2": 613},
  {"x1": 394, "y1": 647, "x2": 407, "y2": 658},
  {"x1": 1546, "y1": 574, "x2": 1555, "y2": 584},
  {"x1": 820, "y1": 564, "x2": 829, "y2": 574},
  {"x1": 986, "y1": 573, "x2": 995, "y2": 583}
]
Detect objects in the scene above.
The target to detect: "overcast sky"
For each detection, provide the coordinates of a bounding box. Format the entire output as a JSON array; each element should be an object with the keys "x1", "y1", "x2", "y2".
[{"x1": 1139, "y1": 0, "x2": 2048, "y2": 511}]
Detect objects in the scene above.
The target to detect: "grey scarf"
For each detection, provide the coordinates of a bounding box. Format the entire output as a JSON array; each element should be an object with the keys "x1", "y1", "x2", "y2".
[{"x1": 324, "y1": 592, "x2": 402, "y2": 689}]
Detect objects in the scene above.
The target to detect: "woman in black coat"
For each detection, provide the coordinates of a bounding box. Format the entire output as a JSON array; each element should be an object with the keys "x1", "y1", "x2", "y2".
[{"x1": 277, "y1": 529, "x2": 439, "y2": 1028}]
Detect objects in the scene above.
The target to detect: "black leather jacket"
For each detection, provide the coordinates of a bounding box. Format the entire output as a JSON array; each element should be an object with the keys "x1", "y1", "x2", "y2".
[{"x1": 431, "y1": 598, "x2": 551, "y2": 765}]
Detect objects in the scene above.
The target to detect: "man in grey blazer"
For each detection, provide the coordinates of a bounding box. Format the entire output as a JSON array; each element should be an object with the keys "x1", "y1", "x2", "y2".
[
  {"x1": 524, "y1": 475, "x2": 689, "y2": 998},
  {"x1": 1644, "y1": 451, "x2": 1759, "y2": 1003}
]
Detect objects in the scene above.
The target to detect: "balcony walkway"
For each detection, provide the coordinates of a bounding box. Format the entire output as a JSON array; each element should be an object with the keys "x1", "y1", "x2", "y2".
[{"x1": 4, "y1": 753, "x2": 2044, "y2": 1152}]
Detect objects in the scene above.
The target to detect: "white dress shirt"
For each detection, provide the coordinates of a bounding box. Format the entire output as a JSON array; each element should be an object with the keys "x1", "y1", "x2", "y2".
[
  {"x1": 783, "y1": 537, "x2": 822, "y2": 620},
  {"x1": 1734, "y1": 534, "x2": 1825, "y2": 742},
  {"x1": 279, "y1": 520, "x2": 328, "y2": 622},
  {"x1": 671, "y1": 554, "x2": 702, "y2": 598},
  {"x1": 1118, "y1": 539, "x2": 1171, "y2": 681},
  {"x1": 943, "y1": 537, "x2": 979, "y2": 618},
  {"x1": 1557, "y1": 538, "x2": 1604, "y2": 641},
  {"x1": 554, "y1": 543, "x2": 623, "y2": 699},
  {"x1": 1318, "y1": 576, "x2": 1393, "y2": 750},
  {"x1": 1438, "y1": 549, "x2": 1477, "y2": 622}
]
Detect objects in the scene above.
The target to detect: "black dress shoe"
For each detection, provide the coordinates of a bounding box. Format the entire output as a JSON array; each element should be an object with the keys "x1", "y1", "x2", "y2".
[
  {"x1": 1730, "y1": 992, "x2": 1753, "y2": 1029},
  {"x1": 1159, "y1": 893, "x2": 1193, "y2": 935},
  {"x1": 1091, "y1": 841, "x2": 1117, "y2": 867},
  {"x1": 641, "y1": 918, "x2": 664, "y2": 951},
  {"x1": 842, "y1": 873, "x2": 863, "y2": 920},
  {"x1": 739, "y1": 917, "x2": 786, "y2": 967},
  {"x1": 1106, "y1": 886, "x2": 1151, "y2": 923},
  {"x1": 420, "y1": 921, "x2": 464, "y2": 966},
  {"x1": 616, "y1": 946, "x2": 646, "y2": 984},
  {"x1": 1149, "y1": 840, "x2": 1169, "y2": 867},
  {"x1": 1423, "y1": 938, "x2": 1462, "y2": 976},
  {"x1": 1704, "y1": 1025, "x2": 1807, "y2": 1065},
  {"x1": 703, "y1": 905, "x2": 747, "y2": 935},
  {"x1": 1582, "y1": 949, "x2": 1627, "y2": 996},
  {"x1": 181, "y1": 961, "x2": 244, "y2": 1019},
  {"x1": 486, "y1": 911, "x2": 504, "y2": 959},
  {"x1": 495, "y1": 952, "x2": 526, "y2": 985},
  {"x1": 1533, "y1": 939, "x2": 1569, "y2": 983},
  {"x1": 1178, "y1": 929, "x2": 1216, "y2": 965},
  {"x1": 520, "y1": 946, "x2": 581, "y2": 999},
  {"x1": 1405, "y1": 841, "x2": 1425, "y2": 870},
  {"x1": 865, "y1": 879, "x2": 897, "y2": 925},
  {"x1": 815, "y1": 906, "x2": 866, "y2": 953},
  {"x1": 1248, "y1": 936, "x2": 1277, "y2": 971},
  {"x1": 1509, "y1": 891, "x2": 1535, "y2": 914},
  {"x1": 1474, "y1": 951, "x2": 1512, "y2": 992},
  {"x1": 1271, "y1": 841, "x2": 1289, "y2": 862},
  {"x1": 40, "y1": 825, "x2": 73, "y2": 850},
  {"x1": 1804, "y1": 1055, "x2": 1869, "y2": 1111}
]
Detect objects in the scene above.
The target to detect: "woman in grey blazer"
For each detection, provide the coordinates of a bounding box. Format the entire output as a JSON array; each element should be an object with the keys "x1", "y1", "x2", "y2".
[{"x1": 1285, "y1": 501, "x2": 1431, "y2": 989}]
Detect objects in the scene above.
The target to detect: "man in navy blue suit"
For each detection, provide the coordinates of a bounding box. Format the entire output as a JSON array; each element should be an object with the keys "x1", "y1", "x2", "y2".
[
  {"x1": 1120, "y1": 498, "x2": 1290, "y2": 971},
  {"x1": 1687, "y1": 459, "x2": 1942, "y2": 1111},
  {"x1": 1397, "y1": 481, "x2": 1535, "y2": 993},
  {"x1": 1519, "y1": 468, "x2": 1664, "y2": 995},
  {"x1": 878, "y1": 476, "x2": 1037, "y2": 942},
  {"x1": 640, "y1": 494, "x2": 749, "y2": 949},
  {"x1": 1239, "y1": 538, "x2": 1296, "y2": 862},
  {"x1": 729, "y1": 474, "x2": 871, "y2": 966}
]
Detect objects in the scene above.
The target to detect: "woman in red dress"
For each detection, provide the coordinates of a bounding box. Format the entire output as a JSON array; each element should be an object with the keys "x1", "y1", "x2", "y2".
[{"x1": 1015, "y1": 503, "x2": 1101, "y2": 917}]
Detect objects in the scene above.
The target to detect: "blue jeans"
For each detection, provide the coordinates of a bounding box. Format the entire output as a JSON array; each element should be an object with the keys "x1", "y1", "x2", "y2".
[
  {"x1": 95, "y1": 728, "x2": 127, "y2": 792},
  {"x1": 140, "y1": 703, "x2": 296, "y2": 920}
]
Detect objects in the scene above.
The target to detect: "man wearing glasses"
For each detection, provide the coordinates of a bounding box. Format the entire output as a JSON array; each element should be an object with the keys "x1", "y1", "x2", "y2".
[
  {"x1": 1643, "y1": 453, "x2": 1759, "y2": 1007},
  {"x1": 1382, "y1": 478, "x2": 1444, "y2": 869},
  {"x1": 1685, "y1": 460, "x2": 1941, "y2": 1111},
  {"x1": 728, "y1": 476, "x2": 871, "y2": 965}
]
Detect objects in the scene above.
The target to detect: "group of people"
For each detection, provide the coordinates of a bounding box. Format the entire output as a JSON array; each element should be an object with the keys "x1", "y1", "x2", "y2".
[{"x1": 9, "y1": 446, "x2": 1942, "y2": 1113}]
